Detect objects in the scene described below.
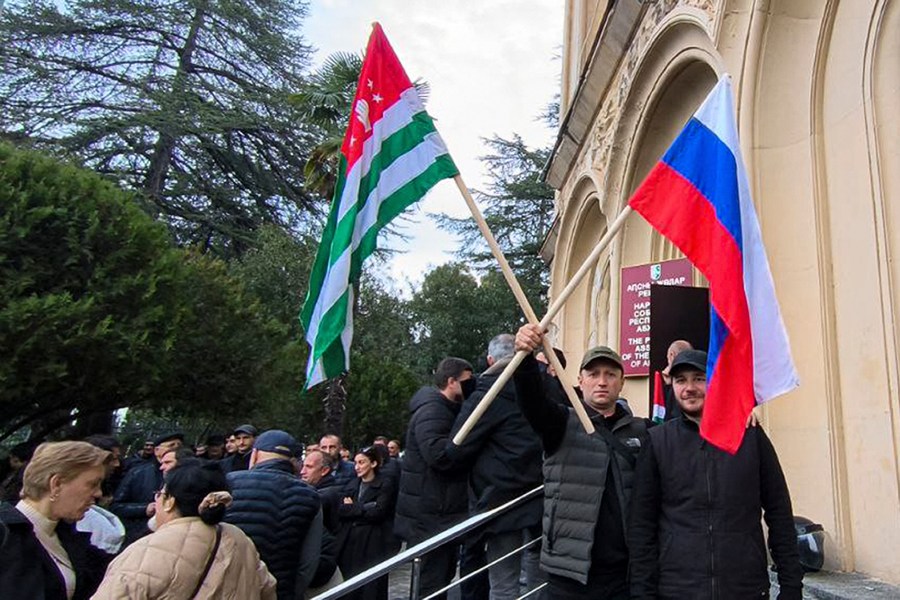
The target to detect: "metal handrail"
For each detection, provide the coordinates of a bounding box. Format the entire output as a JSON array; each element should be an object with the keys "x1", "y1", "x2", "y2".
[
  {"x1": 312, "y1": 485, "x2": 544, "y2": 600},
  {"x1": 423, "y1": 535, "x2": 541, "y2": 600}
]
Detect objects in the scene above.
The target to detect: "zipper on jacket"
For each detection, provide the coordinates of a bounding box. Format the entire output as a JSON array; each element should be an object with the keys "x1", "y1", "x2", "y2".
[{"x1": 704, "y1": 442, "x2": 717, "y2": 600}]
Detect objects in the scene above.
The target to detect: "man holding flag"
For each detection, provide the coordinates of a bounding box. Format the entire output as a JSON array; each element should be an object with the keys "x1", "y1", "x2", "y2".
[
  {"x1": 300, "y1": 23, "x2": 458, "y2": 387},
  {"x1": 628, "y1": 349, "x2": 803, "y2": 599},
  {"x1": 626, "y1": 76, "x2": 802, "y2": 598}
]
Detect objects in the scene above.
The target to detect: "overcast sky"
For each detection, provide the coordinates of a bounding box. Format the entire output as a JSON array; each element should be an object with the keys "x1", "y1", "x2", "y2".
[{"x1": 304, "y1": 1, "x2": 564, "y2": 292}]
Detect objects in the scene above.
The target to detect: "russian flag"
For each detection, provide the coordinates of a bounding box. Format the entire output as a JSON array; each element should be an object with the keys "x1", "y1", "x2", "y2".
[{"x1": 629, "y1": 76, "x2": 799, "y2": 453}]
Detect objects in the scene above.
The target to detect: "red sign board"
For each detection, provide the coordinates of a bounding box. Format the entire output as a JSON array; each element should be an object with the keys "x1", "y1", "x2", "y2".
[{"x1": 619, "y1": 258, "x2": 693, "y2": 376}]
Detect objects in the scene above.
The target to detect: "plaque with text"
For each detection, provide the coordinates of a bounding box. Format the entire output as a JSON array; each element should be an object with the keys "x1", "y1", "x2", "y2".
[{"x1": 619, "y1": 258, "x2": 693, "y2": 376}]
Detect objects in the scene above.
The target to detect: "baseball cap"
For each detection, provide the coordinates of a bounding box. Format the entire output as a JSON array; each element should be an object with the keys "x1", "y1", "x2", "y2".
[
  {"x1": 152, "y1": 431, "x2": 184, "y2": 446},
  {"x1": 253, "y1": 430, "x2": 298, "y2": 457},
  {"x1": 233, "y1": 424, "x2": 258, "y2": 437},
  {"x1": 579, "y1": 346, "x2": 624, "y2": 372},
  {"x1": 669, "y1": 349, "x2": 708, "y2": 377}
]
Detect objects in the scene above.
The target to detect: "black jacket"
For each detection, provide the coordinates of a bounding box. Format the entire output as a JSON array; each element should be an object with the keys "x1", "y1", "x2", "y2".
[
  {"x1": 336, "y1": 474, "x2": 396, "y2": 600},
  {"x1": 0, "y1": 503, "x2": 111, "y2": 600},
  {"x1": 219, "y1": 450, "x2": 252, "y2": 474},
  {"x1": 449, "y1": 359, "x2": 544, "y2": 535},
  {"x1": 110, "y1": 459, "x2": 162, "y2": 544},
  {"x1": 394, "y1": 386, "x2": 469, "y2": 543},
  {"x1": 226, "y1": 459, "x2": 321, "y2": 600},
  {"x1": 315, "y1": 472, "x2": 343, "y2": 534},
  {"x1": 628, "y1": 416, "x2": 803, "y2": 599}
]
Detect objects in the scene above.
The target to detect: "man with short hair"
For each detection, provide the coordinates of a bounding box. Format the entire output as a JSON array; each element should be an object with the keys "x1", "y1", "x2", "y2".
[
  {"x1": 387, "y1": 439, "x2": 402, "y2": 459},
  {"x1": 628, "y1": 350, "x2": 803, "y2": 599},
  {"x1": 661, "y1": 340, "x2": 693, "y2": 421},
  {"x1": 319, "y1": 434, "x2": 355, "y2": 487},
  {"x1": 301, "y1": 449, "x2": 341, "y2": 533},
  {"x1": 449, "y1": 334, "x2": 545, "y2": 600},
  {"x1": 220, "y1": 424, "x2": 257, "y2": 473},
  {"x1": 111, "y1": 431, "x2": 183, "y2": 545},
  {"x1": 226, "y1": 430, "x2": 323, "y2": 600},
  {"x1": 514, "y1": 325, "x2": 650, "y2": 600},
  {"x1": 394, "y1": 357, "x2": 475, "y2": 600}
]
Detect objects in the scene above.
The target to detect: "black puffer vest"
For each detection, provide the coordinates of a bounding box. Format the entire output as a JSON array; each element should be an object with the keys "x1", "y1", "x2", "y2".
[{"x1": 226, "y1": 459, "x2": 320, "y2": 599}]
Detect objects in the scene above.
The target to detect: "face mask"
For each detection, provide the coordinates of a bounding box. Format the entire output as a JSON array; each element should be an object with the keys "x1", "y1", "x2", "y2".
[
  {"x1": 461, "y1": 377, "x2": 477, "y2": 399},
  {"x1": 147, "y1": 514, "x2": 157, "y2": 533}
]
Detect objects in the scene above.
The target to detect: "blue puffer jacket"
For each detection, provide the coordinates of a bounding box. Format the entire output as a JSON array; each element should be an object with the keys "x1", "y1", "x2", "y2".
[{"x1": 226, "y1": 459, "x2": 321, "y2": 600}]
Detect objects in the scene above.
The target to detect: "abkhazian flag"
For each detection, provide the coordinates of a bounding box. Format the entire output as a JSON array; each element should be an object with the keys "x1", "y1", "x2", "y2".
[
  {"x1": 628, "y1": 76, "x2": 799, "y2": 453},
  {"x1": 652, "y1": 370, "x2": 666, "y2": 424},
  {"x1": 300, "y1": 23, "x2": 458, "y2": 388}
]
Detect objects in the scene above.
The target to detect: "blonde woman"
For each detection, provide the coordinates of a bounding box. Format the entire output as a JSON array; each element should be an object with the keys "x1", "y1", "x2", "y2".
[
  {"x1": 0, "y1": 441, "x2": 113, "y2": 600},
  {"x1": 92, "y1": 462, "x2": 275, "y2": 599}
]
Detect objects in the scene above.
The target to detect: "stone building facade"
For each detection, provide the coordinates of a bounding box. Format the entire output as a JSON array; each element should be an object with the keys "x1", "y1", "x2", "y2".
[{"x1": 544, "y1": 0, "x2": 900, "y2": 584}]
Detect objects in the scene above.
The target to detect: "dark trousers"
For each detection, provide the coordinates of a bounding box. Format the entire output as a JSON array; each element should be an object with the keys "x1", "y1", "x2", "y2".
[
  {"x1": 459, "y1": 537, "x2": 490, "y2": 600},
  {"x1": 418, "y1": 542, "x2": 460, "y2": 600},
  {"x1": 546, "y1": 573, "x2": 629, "y2": 600}
]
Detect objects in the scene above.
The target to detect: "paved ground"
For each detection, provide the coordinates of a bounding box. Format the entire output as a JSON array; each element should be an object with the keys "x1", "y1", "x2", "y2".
[{"x1": 387, "y1": 565, "x2": 900, "y2": 600}]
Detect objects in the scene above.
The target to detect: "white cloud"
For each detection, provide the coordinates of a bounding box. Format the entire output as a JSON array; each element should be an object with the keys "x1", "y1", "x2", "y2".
[{"x1": 304, "y1": 1, "x2": 563, "y2": 288}]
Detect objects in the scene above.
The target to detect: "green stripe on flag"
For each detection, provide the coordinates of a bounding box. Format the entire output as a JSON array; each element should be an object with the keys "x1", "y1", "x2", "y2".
[
  {"x1": 350, "y1": 155, "x2": 458, "y2": 277},
  {"x1": 327, "y1": 115, "x2": 448, "y2": 268},
  {"x1": 300, "y1": 157, "x2": 348, "y2": 329}
]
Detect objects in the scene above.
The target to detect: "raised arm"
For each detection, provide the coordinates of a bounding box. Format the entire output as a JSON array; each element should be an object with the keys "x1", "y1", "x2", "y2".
[{"x1": 513, "y1": 324, "x2": 569, "y2": 455}]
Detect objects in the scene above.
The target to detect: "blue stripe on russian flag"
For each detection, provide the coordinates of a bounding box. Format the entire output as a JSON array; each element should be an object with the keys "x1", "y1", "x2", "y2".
[{"x1": 661, "y1": 118, "x2": 743, "y2": 252}]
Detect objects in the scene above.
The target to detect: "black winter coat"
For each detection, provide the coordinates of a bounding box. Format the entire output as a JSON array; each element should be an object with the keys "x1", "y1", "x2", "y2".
[
  {"x1": 628, "y1": 417, "x2": 804, "y2": 600},
  {"x1": 336, "y1": 474, "x2": 396, "y2": 600},
  {"x1": 315, "y1": 472, "x2": 343, "y2": 534},
  {"x1": 449, "y1": 359, "x2": 544, "y2": 535},
  {"x1": 226, "y1": 459, "x2": 321, "y2": 600},
  {"x1": 110, "y1": 459, "x2": 162, "y2": 545},
  {"x1": 394, "y1": 386, "x2": 469, "y2": 543},
  {"x1": 219, "y1": 450, "x2": 252, "y2": 474},
  {"x1": 0, "y1": 503, "x2": 111, "y2": 600}
]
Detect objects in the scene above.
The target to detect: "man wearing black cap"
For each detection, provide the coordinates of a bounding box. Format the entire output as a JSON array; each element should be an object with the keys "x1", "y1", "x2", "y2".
[
  {"x1": 111, "y1": 431, "x2": 183, "y2": 545},
  {"x1": 226, "y1": 429, "x2": 324, "y2": 599},
  {"x1": 220, "y1": 424, "x2": 257, "y2": 473},
  {"x1": 514, "y1": 324, "x2": 650, "y2": 600},
  {"x1": 628, "y1": 350, "x2": 803, "y2": 599}
]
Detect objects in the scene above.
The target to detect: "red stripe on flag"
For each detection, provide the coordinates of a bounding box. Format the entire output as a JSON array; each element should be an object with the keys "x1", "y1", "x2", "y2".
[
  {"x1": 630, "y1": 162, "x2": 754, "y2": 452},
  {"x1": 701, "y1": 334, "x2": 755, "y2": 453},
  {"x1": 629, "y1": 162, "x2": 751, "y2": 341},
  {"x1": 343, "y1": 23, "x2": 416, "y2": 168}
]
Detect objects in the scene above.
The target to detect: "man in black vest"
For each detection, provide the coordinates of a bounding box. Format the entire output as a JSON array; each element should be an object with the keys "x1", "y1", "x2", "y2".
[
  {"x1": 226, "y1": 430, "x2": 322, "y2": 600},
  {"x1": 628, "y1": 350, "x2": 803, "y2": 599},
  {"x1": 514, "y1": 325, "x2": 650, "y2": 600}
]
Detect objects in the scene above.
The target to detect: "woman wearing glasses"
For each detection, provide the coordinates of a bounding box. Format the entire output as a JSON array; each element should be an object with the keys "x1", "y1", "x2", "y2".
[{"x1": 92, "y1": 462, "x2": 275, "y2": 599}]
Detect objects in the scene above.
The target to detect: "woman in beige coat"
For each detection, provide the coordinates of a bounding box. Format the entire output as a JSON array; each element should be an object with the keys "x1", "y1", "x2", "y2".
[{"x1": 92, "y1": 463, "x2": 275, "y2": 599}]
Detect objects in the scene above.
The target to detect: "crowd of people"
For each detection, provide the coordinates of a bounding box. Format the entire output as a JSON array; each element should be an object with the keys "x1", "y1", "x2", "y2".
[{"x1": 0, "y1": 325, "x2": 805, "y2": 600}]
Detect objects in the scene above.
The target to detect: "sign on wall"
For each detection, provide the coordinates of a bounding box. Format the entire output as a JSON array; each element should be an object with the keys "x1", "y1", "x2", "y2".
[{"x1": 619, "y1": 258, "x2": 693, "y2": 376}]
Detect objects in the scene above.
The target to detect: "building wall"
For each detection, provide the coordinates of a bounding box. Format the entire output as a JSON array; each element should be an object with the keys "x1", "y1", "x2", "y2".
[{"x1": 547, "y1": 0, "x2": 900, "y2": 583}]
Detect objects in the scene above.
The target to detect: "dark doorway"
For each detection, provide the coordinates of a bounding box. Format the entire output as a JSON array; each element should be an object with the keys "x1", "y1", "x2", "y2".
[{"x1": 648, "y1": 285, "x2": 709, "y2": 413}]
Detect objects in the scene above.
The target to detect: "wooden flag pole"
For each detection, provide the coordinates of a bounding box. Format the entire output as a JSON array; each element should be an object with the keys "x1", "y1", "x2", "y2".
[
  {"x1": 454, "y1": 205, "x2": 633, "y2": 444},
  {"x1": 453, "y1": 176, "x2": 595, "y2": 436}
]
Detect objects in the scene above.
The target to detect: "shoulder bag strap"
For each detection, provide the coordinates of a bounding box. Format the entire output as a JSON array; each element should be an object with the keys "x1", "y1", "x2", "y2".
[{"x1": 190, "y1": 524, "x2": 222, "y2": 599}]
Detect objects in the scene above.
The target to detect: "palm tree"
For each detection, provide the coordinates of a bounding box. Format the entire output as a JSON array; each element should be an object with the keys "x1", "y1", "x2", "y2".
[{"x1": 291, "y1": 51, "x2": 430, "y2": 200}]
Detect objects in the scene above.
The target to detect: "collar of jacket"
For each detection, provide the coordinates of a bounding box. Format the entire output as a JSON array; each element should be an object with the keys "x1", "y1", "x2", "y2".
[
  {"x1": 251, "y1": 458, "x2": 295, "y2": 474},
  {"x1": 484, "y1": 356, "x2": 512, "y2": 376}
]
